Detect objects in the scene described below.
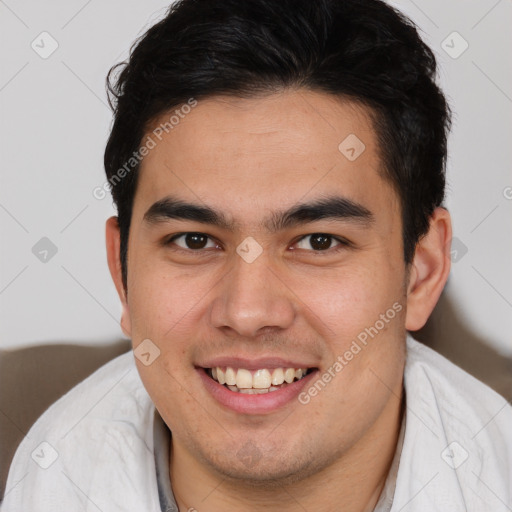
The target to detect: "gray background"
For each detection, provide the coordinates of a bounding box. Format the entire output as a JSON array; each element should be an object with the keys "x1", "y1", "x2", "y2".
[{"x1": 1, "y1": 0, "x2": 511, "y2": 357}]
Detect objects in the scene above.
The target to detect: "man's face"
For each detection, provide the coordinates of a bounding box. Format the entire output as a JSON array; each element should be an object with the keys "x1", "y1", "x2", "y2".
[{"x1": 121, "y1": 90, "x2": 408, "y2": 483}]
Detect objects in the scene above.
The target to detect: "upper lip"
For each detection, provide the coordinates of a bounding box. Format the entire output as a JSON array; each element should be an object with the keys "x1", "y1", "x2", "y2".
[{"x1": 197, "y1": 356, "x2": 318, "y2": 370}]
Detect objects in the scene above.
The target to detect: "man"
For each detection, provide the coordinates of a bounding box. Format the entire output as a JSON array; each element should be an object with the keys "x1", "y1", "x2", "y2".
[{"x1": 3, "y1": 0, "x2": 511, "y2": 510}]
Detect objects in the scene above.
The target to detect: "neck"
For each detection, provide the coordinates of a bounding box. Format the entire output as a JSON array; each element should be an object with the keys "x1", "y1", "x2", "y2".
[{"x1": 170, "y1": 389, "x2": 404, "y2": 512}]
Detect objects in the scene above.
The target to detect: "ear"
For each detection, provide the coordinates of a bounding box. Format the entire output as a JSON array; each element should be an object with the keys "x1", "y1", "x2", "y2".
[
  {"x1": 405, "y1": 207, "x2": 452, "y2": 331},
  {"x1": 106, "y1": 216, "x2": 132, "y2": 338}
]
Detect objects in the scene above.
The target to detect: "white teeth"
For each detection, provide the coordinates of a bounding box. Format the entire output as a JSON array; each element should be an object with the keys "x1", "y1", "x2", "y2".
[
  {"x1": 239, "y1": 388, "x2": 269, "y2": 394},
  {"x1": 284, "y1": 368, "x2": 295, "y2": 383},
  {"x1": 271, "y1": 368, "x2": 284, "y2": 385},
  {"x1": 209, "y1": 366, "x2": 310, "y2": 391},
  {"x1": 225, "y1": 367, "x2": 237, "y2": 386},
  {"x1": 253, "y1": 369, "x2": 271, "y2": 389},
  {"x1": 236, "y1": 368, "x2": 253, "y2": 389}
]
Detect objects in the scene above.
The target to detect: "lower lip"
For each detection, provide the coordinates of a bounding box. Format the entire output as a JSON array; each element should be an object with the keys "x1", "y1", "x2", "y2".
[{"x1": 197, "y1": 368, "x2": 318, "y2": 415}]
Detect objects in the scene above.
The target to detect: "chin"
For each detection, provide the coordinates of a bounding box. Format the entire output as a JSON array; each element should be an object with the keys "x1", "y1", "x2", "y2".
[{"x1": 201, "y1": 440, "x2": 338, "y2": 488}]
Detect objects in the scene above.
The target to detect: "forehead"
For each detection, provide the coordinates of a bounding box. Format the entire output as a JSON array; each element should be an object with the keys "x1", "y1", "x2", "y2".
[{"x1": 133, "y1": 89, "x2": 396, "y2": 226}]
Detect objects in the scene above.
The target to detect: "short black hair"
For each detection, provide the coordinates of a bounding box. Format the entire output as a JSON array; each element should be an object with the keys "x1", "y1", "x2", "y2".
[{"x1": 104, "y1": 0, "x2": 451, "y2": 290}]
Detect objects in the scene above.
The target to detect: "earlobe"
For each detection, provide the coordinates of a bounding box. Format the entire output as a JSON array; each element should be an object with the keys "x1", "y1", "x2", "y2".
[
  {"x1": 405, "y1": 207, "x2": 452, "y2": 331},
  {"x1": 105, "y1": 216, "x2": 132, "y2": 338}
]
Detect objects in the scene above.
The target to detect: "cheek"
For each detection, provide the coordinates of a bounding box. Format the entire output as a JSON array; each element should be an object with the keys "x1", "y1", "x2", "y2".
[
  {"x1": 289, "y1": 263, "x2": 403, "y2": 342},
  {"x1": 127, "y1": 261, "x2": 215, "y2": 346}
]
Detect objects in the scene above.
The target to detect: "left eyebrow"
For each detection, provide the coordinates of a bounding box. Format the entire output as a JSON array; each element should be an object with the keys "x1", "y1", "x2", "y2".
[{"x1": 143, "y1": 194, "x2": 374, "y2": 232}]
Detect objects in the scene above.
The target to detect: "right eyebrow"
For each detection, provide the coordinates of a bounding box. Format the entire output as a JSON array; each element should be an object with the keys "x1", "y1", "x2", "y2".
[{"x1": 143, "y1": 196, "x2": 237, "y2": 231}]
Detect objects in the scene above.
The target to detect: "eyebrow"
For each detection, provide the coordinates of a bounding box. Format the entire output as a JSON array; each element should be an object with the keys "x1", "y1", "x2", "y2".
[{"x1": 143, "y1": 194, "x2": 374, "y2": 232}]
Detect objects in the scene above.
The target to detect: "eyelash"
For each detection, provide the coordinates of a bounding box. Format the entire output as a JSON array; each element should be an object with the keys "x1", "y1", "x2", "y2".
[{"x1": 165, "y1": 232, "x2": 351, "y2": 255}]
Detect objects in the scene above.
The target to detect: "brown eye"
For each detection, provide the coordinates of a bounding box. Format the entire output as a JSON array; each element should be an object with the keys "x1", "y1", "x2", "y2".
[
  {"x1": 169, "y1": 232, "x2": 217, "y2": 250},
  {"x1": 295, "y1": 233, "x2": 344, "y2": 251}
]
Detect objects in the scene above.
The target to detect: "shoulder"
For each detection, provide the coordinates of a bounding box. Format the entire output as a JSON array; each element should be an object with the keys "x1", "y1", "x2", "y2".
[
  {"x1": 405, "y1": 335, "x2": 511, "y2": 431},
  {"x1": 2, "y1": 351, "x2": 161, "y2": 512},
  {"x1": 19, "y1": 350, "x2": 147, "y2": 440},
  {"x1": 391, "y1": 336, "x2": 512, "y2": 511}
]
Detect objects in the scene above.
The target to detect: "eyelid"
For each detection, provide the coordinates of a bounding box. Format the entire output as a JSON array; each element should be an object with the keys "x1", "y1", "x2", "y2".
[
  {"x1": 291, "y1": 233, "x2": 351, "y2": 252},
  {"x1": 166, "y1": 232, "x2": 221, "y2": 251}
]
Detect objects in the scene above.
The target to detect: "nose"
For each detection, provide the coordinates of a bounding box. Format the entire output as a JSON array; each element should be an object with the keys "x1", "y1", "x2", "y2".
[{"x1": 209, "y1": 252, "x2": 296, "y2": 339}]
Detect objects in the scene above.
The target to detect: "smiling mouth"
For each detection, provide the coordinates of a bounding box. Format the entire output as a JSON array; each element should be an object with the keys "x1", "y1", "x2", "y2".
[{"x1": 205, "y1": 366, "x2": 316, "y2": 394}]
